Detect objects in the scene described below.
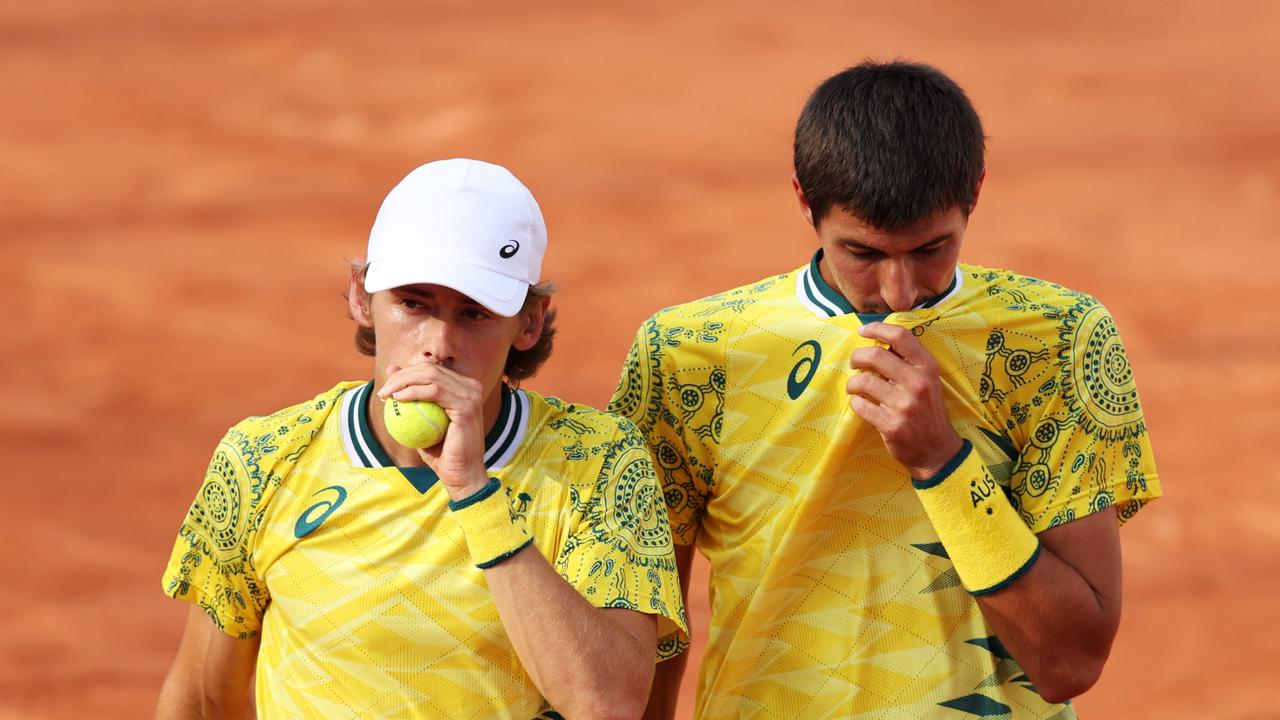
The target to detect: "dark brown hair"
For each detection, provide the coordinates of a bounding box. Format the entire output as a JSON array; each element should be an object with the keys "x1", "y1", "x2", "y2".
[{"x1": 794, "y1": 60, "x2": 986, "y2": 229}]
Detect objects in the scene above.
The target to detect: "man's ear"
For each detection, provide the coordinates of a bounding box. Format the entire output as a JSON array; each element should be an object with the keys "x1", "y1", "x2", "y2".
[
  {"x1": 792, "y1": 174, "x2": 816, "y2": 227},
  {"x1": 970, "y1": 170, "x2": 986, "y2": 215},
  {"x1": 512, "y1": 295, "x2": 550, "y2": 351},
  {"x1": 348, "y1": 268, "x2": 373, "y2": 328}
]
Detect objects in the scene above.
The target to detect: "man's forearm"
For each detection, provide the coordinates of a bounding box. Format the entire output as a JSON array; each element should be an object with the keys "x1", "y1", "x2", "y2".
[
  {"x1": 446, "y1": 477, "x2": 657, "y2": 716},
  {"x1": 642, "y1": 650, "x2": 689, "y2": 720},
  {"x1": 910, "y1": 443, "x2": 1123, "y2": 703},
  {"x1": 156, "y1": 667, "x2": 204, "y2": 720},
  {"x1": 484, "y1": 547, "x2": 657, "y2": 720},
  {"x1": 642, "y1": 543, "x2": 695, "y2": 720},
  {"x1": 972, "y1": 510, "x2": 1123, "y2": 704},
  {"x1": 155, "y1": 606, "x2": 259, "y2": 720}
]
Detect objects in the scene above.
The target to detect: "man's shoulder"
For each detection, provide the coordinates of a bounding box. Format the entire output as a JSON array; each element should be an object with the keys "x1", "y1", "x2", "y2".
[
  {"x1": 522, "y1": 392, "x2": 662, "y2": 506},
  {"x1": 646, "y1": 268, "x2": 800, "y2": 329},
  {"x1": 170, "y1": 383, "x2": 358, "y2": 594},
  {"x1": 525, "y1": 390, "x2": 641, "y2": 447},
  {"x1": 218, "y1": 381, "x2": 359, "y2": 475},
  {"x1": 960, "y1": 263, "x2": 1105, "y2": 309},
  {"x1": 956, "y1": 263, "x2": 1113, "y2": 335},
  {"x1": 524, "y1": 391, "x2": 660, "y2": 480},
  {"x1": 631, "y1": 268, "x2": 804, "y2": 367}
]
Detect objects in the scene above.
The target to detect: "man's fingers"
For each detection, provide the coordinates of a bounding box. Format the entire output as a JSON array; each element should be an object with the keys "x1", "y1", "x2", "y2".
[
  {"x1": 858, "y1": 322, "x2": 935, "y2": 369},
  {"x1": 848, "y1": 345, "x2": 915, "y2": 383},
  {"x1": 848, "y1": 394, "x2": 892, "y2": 430},
  {"x1": 846, "y1": 369, "x2": 896, "y2": 406},
  {"x1": 390, "y1": 377, "x2": 477, "y2": 411},
  {"x1": 380, "y1": 363, "x2": 466, "y2": 398},
  {"x1": 386, "y1": 383, "x2": 445, "y2": 404}
]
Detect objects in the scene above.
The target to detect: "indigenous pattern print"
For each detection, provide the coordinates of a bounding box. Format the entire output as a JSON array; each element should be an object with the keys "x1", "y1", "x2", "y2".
[
  {"x1": 164, "y1": 382, "x2": 686, "y2": 719},
  {"x1": 166, "y1": 394, "x2": 329, "y2": 638},
  {"x1": 609, "y1": 254, "x2": 1160, "y2": 719},
  {"x1": 971, "y1": 270, "x2": 1154, "y2": 532}
]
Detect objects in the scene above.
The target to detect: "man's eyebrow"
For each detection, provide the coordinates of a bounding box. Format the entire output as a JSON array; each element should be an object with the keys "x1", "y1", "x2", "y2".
[
  {"x1": 916, "y1": 233, "x2": 954, "y2": 248},
  {"x1": 838, "y1": 233, "x2": 954, "y2": 251},
  {"x1": 395, "y1": 287, "x2": 435, "y2": 299},
  {"x1": 395, "y1": 287, "x2": 486, "y2": 307},
  {"x1": 839, "y1": 238, "x2": 879, "y2": 251}
]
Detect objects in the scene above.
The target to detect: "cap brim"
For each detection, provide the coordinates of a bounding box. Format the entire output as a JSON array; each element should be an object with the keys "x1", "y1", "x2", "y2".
[{"x1": 364, "y1": 258, "x2": 529, "y2": 317}]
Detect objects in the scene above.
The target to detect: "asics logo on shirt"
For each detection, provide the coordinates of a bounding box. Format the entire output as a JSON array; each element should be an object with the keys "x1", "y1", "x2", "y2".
[
  {"x1": 499, "y1": 240, "x2": 520, "y2": 258},
  {"x1": 294, "y1": 485, "x2": 348, "y2": 538},
  {"x1": 787, "y1": 340, "x2": 822, "y2": 400}
]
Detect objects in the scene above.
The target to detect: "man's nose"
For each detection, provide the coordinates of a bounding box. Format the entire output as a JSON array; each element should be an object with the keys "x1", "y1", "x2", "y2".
[
  {"x1": 880, "y1": 259, "x2": 917, "y2": 312},
  {"x1": 417, "y1": 318, "x2": 457, "y2": 366}
]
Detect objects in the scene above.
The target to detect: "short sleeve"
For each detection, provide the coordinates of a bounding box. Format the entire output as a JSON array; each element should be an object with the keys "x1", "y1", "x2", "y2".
[
  {"x1": 161, "y1": 433, "x2": 270, "y2": 638},
  {"x1": 608, "y1": 316, "x2": 721, "y2": 545},
  {"x1": 553, "y1": 419, "x2": 690, "y2": 661},
  {"x1": 1002, "y1": 303, "x2": 1162, "y2": 532}
]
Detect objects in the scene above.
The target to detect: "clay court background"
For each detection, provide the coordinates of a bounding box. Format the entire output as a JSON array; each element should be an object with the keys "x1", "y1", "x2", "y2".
[{"x1": 4, "y1": 1, "x2": 1278, "y2": 718}]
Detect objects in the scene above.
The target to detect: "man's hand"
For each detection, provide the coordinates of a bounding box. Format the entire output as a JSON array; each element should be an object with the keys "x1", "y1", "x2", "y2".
[
  {"x1": 378, "y1": 360, "x2": 490, "y2": 501},
  {"x1": 846, "y1": 322, "x2": 963, "y2": 478}
]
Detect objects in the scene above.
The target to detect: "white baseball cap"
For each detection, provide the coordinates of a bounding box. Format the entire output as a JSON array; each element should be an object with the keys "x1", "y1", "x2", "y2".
[{"x1": 364, "y1": 158, "x2": 547, "y2": 317}]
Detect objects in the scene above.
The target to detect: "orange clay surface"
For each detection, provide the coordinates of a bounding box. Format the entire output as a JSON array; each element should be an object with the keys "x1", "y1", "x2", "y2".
[{"x1": 3, "y1": 2, "x2": 1277, "y2": 718}]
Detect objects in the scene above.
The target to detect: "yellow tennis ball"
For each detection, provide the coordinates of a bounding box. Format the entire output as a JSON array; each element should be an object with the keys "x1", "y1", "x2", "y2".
[{"x1": 383, "y1": 398, "x2": 450, "y2": 448}]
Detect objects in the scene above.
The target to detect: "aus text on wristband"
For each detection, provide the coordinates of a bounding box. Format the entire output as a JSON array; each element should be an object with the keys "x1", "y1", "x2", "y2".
[{"x1": 913, "y1": 440, "x2": 1041, "y2": 595}]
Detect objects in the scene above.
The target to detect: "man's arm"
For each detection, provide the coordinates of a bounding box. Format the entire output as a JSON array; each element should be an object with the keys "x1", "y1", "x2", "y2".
[
  {"x1": 974, "y1": 508, "x2": 1121, "y2": 703},
  {"x1": 484, "y1": 548, "x2": 658, "y2": 720},
  {"x1": 155, "y1": 605, "x2": 259, "y2": 720},
  {"x1": 848, "y1": 321, "x2": 1123, "y2": 703},
  {"x1": 381, "y1": 362, "x2": 666, "y2": 719},
  {"x1": 643, "y1": 544, "x2": 696, "y2": 720}
]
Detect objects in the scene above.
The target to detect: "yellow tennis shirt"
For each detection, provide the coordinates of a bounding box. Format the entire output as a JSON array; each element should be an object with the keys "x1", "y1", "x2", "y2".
[
  {"x1": 163, "y1": 381, "x2": 687, "y2": 719},
  {"x1": 610, "y1": 253, "x2": 1161, "y2": 719}
]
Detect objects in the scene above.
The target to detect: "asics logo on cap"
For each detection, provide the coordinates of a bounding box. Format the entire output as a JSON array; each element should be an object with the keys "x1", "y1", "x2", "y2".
[{"x1": 364, "y1": 159, "x2": 547, "y2": 316}]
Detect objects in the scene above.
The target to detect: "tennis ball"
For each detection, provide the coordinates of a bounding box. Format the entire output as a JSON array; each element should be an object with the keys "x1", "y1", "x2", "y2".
[{"x1": 384, "y1": 398, "x2": 450, "y2": 448}]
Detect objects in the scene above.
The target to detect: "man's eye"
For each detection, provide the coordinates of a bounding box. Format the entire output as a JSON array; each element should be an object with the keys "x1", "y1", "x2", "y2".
[
  {"x1": 401, "y1": 298, "x2": 424, "y2": 310},
  {"x1": 463, "y1": 308, "x2": 489, "y2": 321}
]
